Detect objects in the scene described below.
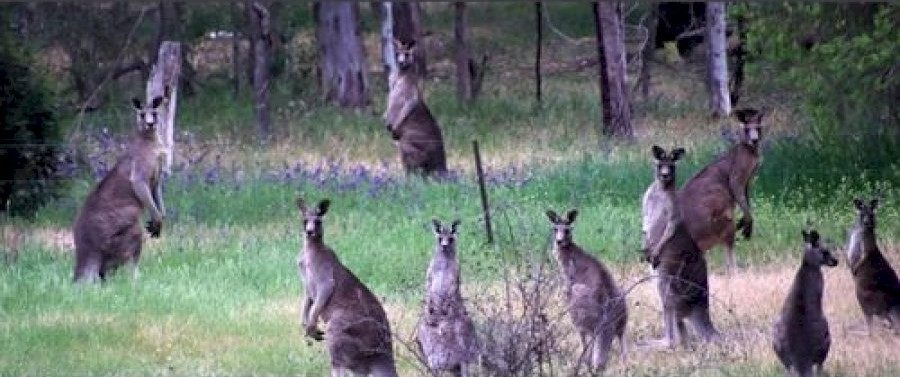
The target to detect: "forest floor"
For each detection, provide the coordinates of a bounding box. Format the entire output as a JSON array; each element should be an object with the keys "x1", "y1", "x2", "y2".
[{"x1": 3, "y1": 3, "x2": 900, "y2": 376}]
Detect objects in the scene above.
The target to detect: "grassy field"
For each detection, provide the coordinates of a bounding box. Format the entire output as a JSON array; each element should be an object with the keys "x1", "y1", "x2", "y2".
[{"x1": 3, "y1": 3, "x2": 900, "y2": 376}]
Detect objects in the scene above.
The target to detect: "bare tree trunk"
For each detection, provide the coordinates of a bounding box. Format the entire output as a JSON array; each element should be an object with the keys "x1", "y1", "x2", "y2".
[
  {"x1": 535, "y1": 2, "x2": 543, "y2": 105},
  {"x1": 146, "y1": 41, "x2": 181, "y2": 175},
  {"x1": 249, "y1": 2, "x2": 272, "y2": 137},
  {"x1": 730, "y1": 13, "x2": 746, "y2": 107},
  {"x1": 232, "y1": 1, "x2": 242, "y2": 98},
  {"x1": 315, "y1": 1, "x2": 370, "y2": 108},
  {"x1": 392, "y1": 2, "x2": 426, "y2": 78},
  {"x1": 244, "y1": 1, "x2": 256, "y2": 87},
  {"x1": 454, "y1": 2, "x2": 474, "y2": 102},
  {"x1": 593, "y1": 2, "x2": 633, "y2": 140},
  {"x1": 705, "y1": 2, "x2": 731, "y2": 117},
  {"x1": 378, "y1": 1, "x2": 396, "y2": 83},
  {"x1": 639, "y1": 5, "x2": 658, "y2": 99}
]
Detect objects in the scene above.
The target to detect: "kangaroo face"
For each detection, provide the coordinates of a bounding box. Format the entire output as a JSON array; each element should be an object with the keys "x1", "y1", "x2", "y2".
[
  {"x1": 297, "y1": 198, "x2": 330, "y2": 242},
  {"x1": 651, "y1": 145, "x2": 685, "y2": 187},
  {"x1": 853, "y1": 198, "x2": 879, "y2": 231},
  {"x1": 131, "y1": 96, "x2": 164, "y2": 137},
  {"x1": 432, "y1": 219, "x2": 460, "y2": 254},
  {"x1": 734, "y1": 108, "x2": 766, "y2": 149},
  {"x1": 393, "y1": 39, "x2": 416, "y2": 71},
  {"x1": 802, "y1": 229, "x2": 838, "y2": 267},
  {"x1": 546, "y1": 209, "x2": 578, "y2": 248}
]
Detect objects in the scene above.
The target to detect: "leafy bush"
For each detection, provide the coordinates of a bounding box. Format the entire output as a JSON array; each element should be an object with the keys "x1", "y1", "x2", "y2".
[
  {"x1": 739, "y1": 3, "x2": 899, "y2": 191},
  {"x1": 0, "y1": 30, "x2": 64, "y2": 216}
]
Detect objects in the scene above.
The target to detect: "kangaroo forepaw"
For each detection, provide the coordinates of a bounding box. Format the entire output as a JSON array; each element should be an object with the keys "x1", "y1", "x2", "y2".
[
  {"x1": 737, "y1": 217, "x2": 753, "y2": 239},
  {"x1": 146, "y1": 219, "x2": 163, "y2": 238},
  {"x1": 305, "y1": 325, "x2": 324, "y2": 341}
]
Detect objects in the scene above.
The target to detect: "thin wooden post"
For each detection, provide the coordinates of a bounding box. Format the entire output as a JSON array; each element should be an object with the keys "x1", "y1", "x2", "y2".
[
  {"x1": 535, "y1": 1, "x2": 542, "y2": 106},
  {"x1": 472, "y1": 140, "x2": 493, "y2": 244},
  {"x1": 146, "y1": 41, "x2": 181, "y2": 175}
]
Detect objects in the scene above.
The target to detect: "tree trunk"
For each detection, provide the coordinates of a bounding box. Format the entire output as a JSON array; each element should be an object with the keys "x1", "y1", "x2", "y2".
[
  {"x1": 244, "y1": 1, "x2": 257, "y2": 86},
  {"x1": 730, "y1": 13, "x2": 746, "y2": 106},
  {"x1": 232, "y1": 1, "x2": 242, "y2": 98},
  {"x1": 155, "y1": 1, "x2": 177, "y2": 66},
  {"x1": 249, "y1": 2, "x2": 272, "y2": 138},
  {"x1": 535, "y1": 2, "x2": 542, "y2": 105},
  {"x1": 705, "y1": 2, "x2": 731, "y2": 117},
  {"x1": 639, "y1": 6, "x2": 658, "y2": 99},
  {"x1": 593, "y1": 2, "x2": 633, "y2": 140},
  {"x1": 146, "y1": 41, "x2": 181, "y2": 175},
  {"x1": 392, "y1": 2, "x2": 426, "y2": 78},
  {"x1": 378, "y1": 1, "x2": 396, "y2": 83},
  {"x1": 454, "y1": 2, "x2": 474, "y2": 102},
  {"x1": 315, "y1": 1, "x2": 370, "y2": 108}
]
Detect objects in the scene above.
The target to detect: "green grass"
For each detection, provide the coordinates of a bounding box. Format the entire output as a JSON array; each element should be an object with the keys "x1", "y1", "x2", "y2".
[{"x1": 4, "y1": 2, "x2": 900, "y2": 376}]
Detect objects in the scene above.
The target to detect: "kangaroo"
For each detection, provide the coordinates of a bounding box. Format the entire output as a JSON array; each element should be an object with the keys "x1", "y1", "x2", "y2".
[
  {"x1": 641, "y1": 145, "x2": 686, "y2": 266},
  {"x1": 417, "y1": 219, "x2": 477, "y2": 376},
  {"x1": 678, "y1": 107, "x2": 766, "y2": 271},
  {"x1": 652, "y1": 175, "x2": 720, "y2": 347},
  {"x1": 383, "y1": 38, "x2": 448, "y2": 177},
  {"x1": 72, "y1": 95, "x2": 167, "y2": 282},
  {"x1": 773, "y1": 229, "x2": 838, "y2": 377},
  {"x1": 297, "y1": 198, "x2": 398, "y2": 377},
  {"x1": 847, "y1": 198, "x2": 900, "y2": 334},
  {"x1": 546, "y1": 209, "x2": 627, "y2": 369}
]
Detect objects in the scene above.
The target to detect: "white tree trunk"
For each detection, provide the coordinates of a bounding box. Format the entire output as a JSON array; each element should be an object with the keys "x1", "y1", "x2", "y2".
[
  {"x1": 146, "y1": 41, "x2": 180, "y2": 175},
  {"x1": 705, "y1": 2, "x2": 731, "y2": 117},
  {"x1": 594, "y1": 2, "x2": 632, "y2": 139},
  {"x1": 315, "y1": 2, "x2": 370, "y2": 108},
  {"x1": 379, "y1": 2, "x2": 396, "y2": 79}
]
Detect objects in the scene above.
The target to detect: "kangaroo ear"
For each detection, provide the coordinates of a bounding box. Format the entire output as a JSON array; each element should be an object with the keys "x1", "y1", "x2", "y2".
[
  {"x1": 131, "y1": 97, "x2": 142, "y2": 110},
  {"x1": 853, "y1": 198, "x2": 864, "y2": 210},
  {"x1": 651, "y1": 145, "x2": 665, "y2": 160},
  {"x1": 808, "y1": 230, "x2": 820, "y2": 245},
  {"x1": 566, "y1": 209, "x2": 578, "y2": 223},
  {"x1": 755, "y1": 107, "x2": 768, "y2": 123},
  {"x1": 451, "y1": 219, "x2": 460, "y2": 234},
  {"x1": 296, "y1": 197, "x2": 307, "y2": 213},
  {"x1": 870, "y1": 198, "x2": 879, "y2": 210},
  {"x1": 150, "y1": 96, "x2": 164, "y2": 109},
  {"x1": 734, "y1": 108, "x2": 759, "y2": 124},
  {"x1": 407, "y1": 39, "x2": 417, "y2": 49},
  {"x1": 801, "y1": 229, "x2": 809, "y2": 242},
  {"x1": 432, "y1": 218, "x2": 442, "y2": 234},
  {"x1": 317, "y1": 199, "x2": 330, "y2": 216},
  {"x1": 545, "y1": 210, "x2": 559, "y2": 223},
  {"x1": 671, "y1": 148, "x2": 686, "y2": 162}
]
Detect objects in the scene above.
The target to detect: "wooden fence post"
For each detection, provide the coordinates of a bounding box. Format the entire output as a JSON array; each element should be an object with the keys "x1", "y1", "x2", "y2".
[
  {"x1": 473, "y1": 140, "x2": 493, "y2": 244},
  {"x1": 146, "y1": 41, "x2": 181, "y2": 175}
]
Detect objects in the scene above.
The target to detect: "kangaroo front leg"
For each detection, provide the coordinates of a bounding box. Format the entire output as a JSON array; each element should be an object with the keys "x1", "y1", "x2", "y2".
[
  {"x1": 131, "y1": 167, "x2": 164, "y2": 237},
  {"x1": 305, "y1": 278, "x2": 334, "y2": 340},
  {"x1": 732, "y1": 178, "x2": 753, "y2": 239}
]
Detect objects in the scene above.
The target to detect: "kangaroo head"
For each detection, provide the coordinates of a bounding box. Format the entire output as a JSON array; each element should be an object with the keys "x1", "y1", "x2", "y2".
[
  {"x1": 393, "y1": 38, "x2": 417, "y2": 71},
  {"x1": 651, "y1": 145, "x2": 685, "y2": 187},
  {"x1": 431, "y1": 218, "x2": 460, "y2": 254},
  {"x1": 853, "y1": 197, "x2": 879, "y2": 231},
  {"x1": 297, "y1": 197, "x2": 330, "y2": 242},
  {"x1": 801, "y1": 229, "x2": 838, "y2": 267},
  {"x1": 733, "y1": 107, "x2": 766, "y2": 149},
  {"x1": 131, "y1": 94, "x2": 165, "y2": 139},
  {"x1": 546, "y1": 209, "x2": 577, "y2": 248}
]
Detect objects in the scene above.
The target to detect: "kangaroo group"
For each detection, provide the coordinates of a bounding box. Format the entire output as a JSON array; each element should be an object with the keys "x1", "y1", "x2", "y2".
[{"x1": 70, "y1": 62, "x2": 898, "y2": 375}]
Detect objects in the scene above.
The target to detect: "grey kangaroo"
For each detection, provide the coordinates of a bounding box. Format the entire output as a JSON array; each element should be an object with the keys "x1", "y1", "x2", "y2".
[
  {"x1": 547, "y1": 209, "x2": 627, "y2": 369},
  {"x1": 773, "y1": 229, "x2": 838, "y2": 377},
  {"x1": 847, "y1": 198, "x2": 900, "y2": 334},
  {"x1": 297, "y1": 198, "x2": 398, "y2": 377},
  {"x1": 417, "y1": 219, "x2": 477, "y2": 376},
  {"x1": 73, "y1": 94, "x2": 167, "y2": 282},
  {"x1": 678, "y1": 108, "x2": 766, "y2": 271},
  {"x1": 642, "y1": 145, "x2": 686, "y2": 266}
]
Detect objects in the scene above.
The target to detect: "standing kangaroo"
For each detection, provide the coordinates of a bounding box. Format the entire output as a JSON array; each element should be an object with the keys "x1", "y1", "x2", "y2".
[
  {"x1": 847, "y1": 198, "x2": 900, "y2": 334},
  {"x1": 641, "y1": 145, "x2": 686, "y2": 265},
  {"x1": 678, "y1": 108, "x2": 766, "y2": 271},
  {"x1": 417, "y1": 219, "x2": 477, "y2": 376},
  {"x1": 72, "y1": 95, "x2": 167, "y2": 282},
  {"x1": 773, "y1": 230, "x2": 838, "y2": 377},
  {"x1": 297, "y1": 198, "x2": 398, "y2": 377},
  {"x1": 383, "y1": 39, "x2": 448, "y2": 177},
  {"x1": 546, "y1": 209, "x2": 627, "y2": 369}
]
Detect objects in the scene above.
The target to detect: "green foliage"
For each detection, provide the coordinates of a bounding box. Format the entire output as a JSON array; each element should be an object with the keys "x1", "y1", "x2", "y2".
[
  {"x1": 0, "y1": 27, "x2": 63, "y2": 216},
  {"x1": 740, "y1": 3, "x2": 900, "y2": 188}
]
